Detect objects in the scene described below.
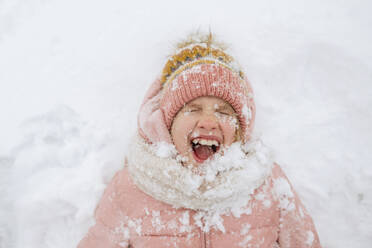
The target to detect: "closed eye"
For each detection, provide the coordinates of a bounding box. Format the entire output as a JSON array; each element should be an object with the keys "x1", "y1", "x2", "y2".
[
  {"x1": 216, "y1": 110, "x2": 236, "y2": 116},
  {"x1": 217, "y1": 111, "x2": 230, "y2": 115},
  {"x1": 188, "y1": 108, "x2": 201, "y2": 113}
]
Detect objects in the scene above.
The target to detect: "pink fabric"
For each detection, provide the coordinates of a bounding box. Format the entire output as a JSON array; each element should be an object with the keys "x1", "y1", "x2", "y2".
[
  {"x1": 78, "y1": 164, "x2": 321, "y2": 248},
  {"x1": 79, "y1": 61, "x2": 321, "y2": 247},
  {"x1": 137, "y1": 77, "x2": 173, "y2": 144},
  {"x1": 138, "y1": 63, "x2": 256, "y2": 144},
  {"x1": 160, "y1": 63, "x2": 255, "y2": 142}
]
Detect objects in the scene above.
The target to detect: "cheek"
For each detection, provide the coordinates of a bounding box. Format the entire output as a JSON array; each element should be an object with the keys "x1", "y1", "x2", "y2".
[
  {"x1": 171, "y1": 116, "x2": 196, "y2": 152},
  {"x1": 219, "y1": 116, "x2": 239, "y2": 143},
  {"x1": 173, "y1": 119, "x2": 195, "y2": 136}
]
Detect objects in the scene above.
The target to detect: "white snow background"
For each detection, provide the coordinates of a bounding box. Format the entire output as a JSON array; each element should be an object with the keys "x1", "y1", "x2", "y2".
[{"x1": 0, "y1": 0, "x2": 371, "y2": 247}]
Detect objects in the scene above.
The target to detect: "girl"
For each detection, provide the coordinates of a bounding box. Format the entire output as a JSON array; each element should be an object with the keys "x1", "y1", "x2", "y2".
[{"x1": 78, "y1": 33, "x2": 321, "y2": 248}]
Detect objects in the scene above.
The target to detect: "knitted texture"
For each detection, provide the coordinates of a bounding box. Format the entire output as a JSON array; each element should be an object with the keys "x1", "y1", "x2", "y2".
[
  {"x1": 160, "y1": 61, "x2": 255, "y2": 141},
  {"x1": 138, "y1": 35, "x2": 257, "y2": 144}
]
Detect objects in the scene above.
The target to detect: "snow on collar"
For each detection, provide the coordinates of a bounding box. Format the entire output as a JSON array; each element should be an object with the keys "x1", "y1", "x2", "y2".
[{"x1": 126, "y1": 134, "x2": 273, "y2": 213}]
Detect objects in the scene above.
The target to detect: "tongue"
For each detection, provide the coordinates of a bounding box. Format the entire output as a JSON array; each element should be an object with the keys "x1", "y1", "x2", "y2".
[{"x1": 194, "y1": 145, "x2": 214, "y2": 160}]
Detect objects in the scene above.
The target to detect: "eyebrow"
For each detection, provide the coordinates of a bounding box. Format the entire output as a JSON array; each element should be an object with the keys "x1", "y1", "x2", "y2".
[
  {"x1": 185, "y1": 102, "x2": 234, "y2": 112},
  {"x1": 216, "y1": 104, "x2": 235, "y2": 113},
  {"x1": 217, "y1": 105, "x2": 231, "y2": 110},
  {"x1": 186, "y1": 103, "x2": 201, "y2": 109}
]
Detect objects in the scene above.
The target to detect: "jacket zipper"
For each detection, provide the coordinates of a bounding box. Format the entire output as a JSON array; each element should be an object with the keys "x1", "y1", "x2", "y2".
[
  {"x1": 199, "y1": 214, "x2": 207, "y2": 248},
  {"x1": 201, "y1": 230, "x2": 206, "y2": 248}
]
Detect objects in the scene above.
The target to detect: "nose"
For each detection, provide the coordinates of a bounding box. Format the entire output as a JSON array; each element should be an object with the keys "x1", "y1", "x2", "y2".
[{"x1": 196, "y1": 115, "x2": 218, "y2": 131}]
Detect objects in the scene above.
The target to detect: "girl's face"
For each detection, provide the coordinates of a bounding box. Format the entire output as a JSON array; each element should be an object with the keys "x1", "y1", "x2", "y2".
[{"x1": 170, "y1": 96, "x2": 239, "y2": 167}]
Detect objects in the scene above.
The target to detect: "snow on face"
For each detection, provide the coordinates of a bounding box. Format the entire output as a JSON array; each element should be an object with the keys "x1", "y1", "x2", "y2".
[{"x1": 170, "y1": 96, "x2": 238, "y2": 167}]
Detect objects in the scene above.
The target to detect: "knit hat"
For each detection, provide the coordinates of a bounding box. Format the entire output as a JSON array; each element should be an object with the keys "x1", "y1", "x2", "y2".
[{"x1": 138, "y1": 33, "x2": 256, "y2": 145}]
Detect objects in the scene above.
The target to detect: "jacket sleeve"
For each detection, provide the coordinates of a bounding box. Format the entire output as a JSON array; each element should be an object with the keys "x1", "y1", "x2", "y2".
[
  {"x1": 77, "y1": 171, "x2": 129, "y2": 248},
  {"x1": 271, "y1": 164, "x2": 322, "y2": 248}
]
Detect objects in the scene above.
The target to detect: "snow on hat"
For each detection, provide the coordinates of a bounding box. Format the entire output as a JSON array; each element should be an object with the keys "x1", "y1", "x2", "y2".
[{"x1": 138, "y1": 33, "x2": 255, "y2": 144}]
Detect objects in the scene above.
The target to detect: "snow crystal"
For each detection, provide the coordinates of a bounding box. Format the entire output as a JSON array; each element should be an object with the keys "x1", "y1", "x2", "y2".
[
  {"x1": 274, "y1": 178, "x2": 294, "y2": 198},
  {"x1": 198, "y1": 140, "x2": 271, "y2": 187},
  {"x1": 128, "y1": 218, "x2": 142, "y2": 235},
  {"x1": 179, "y1": 211, "x2": 190, "y2": 226},
  {"x1": 231, "y1": 205, "x2": 252, "y2": 218},
  {"x1": 239, "y1": 234, "x2": 252, "y2": 247},
  {"x1": 228, "y1": 60, "x2": 243, "y2": 74},
  {"x1": 240, "y1": 223, "x2": 251, "y2": 235},
  {"x1": 166, "y1": 219, "x2": 178, "y2": 230},
  {"x1": 254, "y1": 192, "x2": 272, "y2": 208},
  {"x1": 181, "y1": 73, "x2": 189, "y2": 82},
  {"x1": 118, "y1": 241, "x2": 129, "y2": 247},
  {"x1": 193, "y1": 211, "x2": 225, "y2": 233},
  {"x1": 306, "y1": 230, "x2": 314, "y2": 246},
  {"x1": 128, "y1": 133, "x2": 273, "y2": 234},
  {"x1": 151, "y1": 211, "x2": 164, "y2": 232},
  {"x1": 241, "y1": 104, "x2": 252, "y2": 124},
  {"x1": 273, "y1": 178, "x2": 295, "y2": 212},
  {"x1": 153, "y1": 141, "x2": 177, "y2": 158},
  {"x1": 114, "y1": 216, "x2": 142, "y2": 241},
  {"x1": 255, "y1": 193, "x2": 265, "y2": 201},
  {"x1": 176, "y1": 154, "x2": 189, "y2": 163},
  {"x1": 214, "y1": 112, "x2": 239, "y2": 129},
  {"x1": 171, "y1": 80, "x2": 179, "y2": 91},
  {"x1": 2, "y1": 2, "x2": 372, "y2": 247},
  {"x1": 1, "y1": 106, "x2": 124, "y2": 247},
  {"x1": 191, "y1": 131, "x2": 200, "y2": 138},
  {"x1": 179, "y1": 211, "x2": 192, "y2": 233},
  {"x1": 263, "y1": 200, "x2": 272, "y2": 208},
  {"x1": 144, "y1": 207, "x2": 150, "y2": 216},
  {"x1": 188, "y1": 65, "x2": 202, "y2": 73},
  {"x1": 299, "y1": 206, "x2": 305, "y2": 218},
  {"x1": 114, "y1": 223, "x2": 130, "y2": 240}
]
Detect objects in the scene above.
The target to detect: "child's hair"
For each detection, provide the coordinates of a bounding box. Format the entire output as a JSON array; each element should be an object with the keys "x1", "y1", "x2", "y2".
[{"x1": 138, "y1": 32, "x2": 256, "y2": 144}]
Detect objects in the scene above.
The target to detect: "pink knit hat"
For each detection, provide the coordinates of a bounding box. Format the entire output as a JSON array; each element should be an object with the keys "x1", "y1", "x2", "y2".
[{"x1": 138, "y1": 35, "x2": 255, "y2": 144}]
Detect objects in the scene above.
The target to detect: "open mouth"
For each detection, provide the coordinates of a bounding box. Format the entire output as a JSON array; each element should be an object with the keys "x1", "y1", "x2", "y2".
[{"x1": 191, "y1": 136, "x2": 221, "y2": 163}]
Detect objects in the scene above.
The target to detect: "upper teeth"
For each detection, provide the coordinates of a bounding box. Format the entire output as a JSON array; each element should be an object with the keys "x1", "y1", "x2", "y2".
[{"x1": 192, "y1": 138, "x2": 219, "y2": 146}]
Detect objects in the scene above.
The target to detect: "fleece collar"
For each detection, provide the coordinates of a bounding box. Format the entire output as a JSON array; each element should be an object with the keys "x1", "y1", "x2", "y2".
[{"x1": 126, "y1": 134, "x2": 273, "y2": 213}]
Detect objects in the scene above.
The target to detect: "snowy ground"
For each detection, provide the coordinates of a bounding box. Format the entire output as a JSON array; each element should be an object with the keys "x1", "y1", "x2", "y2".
[{"x1": 0, "y1": 0, "x2": 371, "y2": 247}]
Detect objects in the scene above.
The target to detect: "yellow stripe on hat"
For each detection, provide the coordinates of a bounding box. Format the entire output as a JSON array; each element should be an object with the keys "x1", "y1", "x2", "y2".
[
  {"x1": 163, "y1": 59, "x2": 243, "y2": 91},
  {"x1": 161, "y1": 44, "x2": 244, "y2": 87}
]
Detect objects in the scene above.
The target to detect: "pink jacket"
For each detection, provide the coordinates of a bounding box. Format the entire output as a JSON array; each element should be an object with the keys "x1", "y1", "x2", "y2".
[
  {"x1": 78, "y1": 162, "x2": 320, "y2": 248},
  {"x1": 78, "y1": 75, "x2": 321, "y2": 247}
]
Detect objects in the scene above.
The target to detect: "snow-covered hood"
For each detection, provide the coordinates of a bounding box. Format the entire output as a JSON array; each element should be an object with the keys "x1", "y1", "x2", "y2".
[
  {"x1": 127, "y1": 134, "x2": 273, "y2": 212},
  {"x1": 137, "y1": 74, "x2": 256, "y2": 145}
]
